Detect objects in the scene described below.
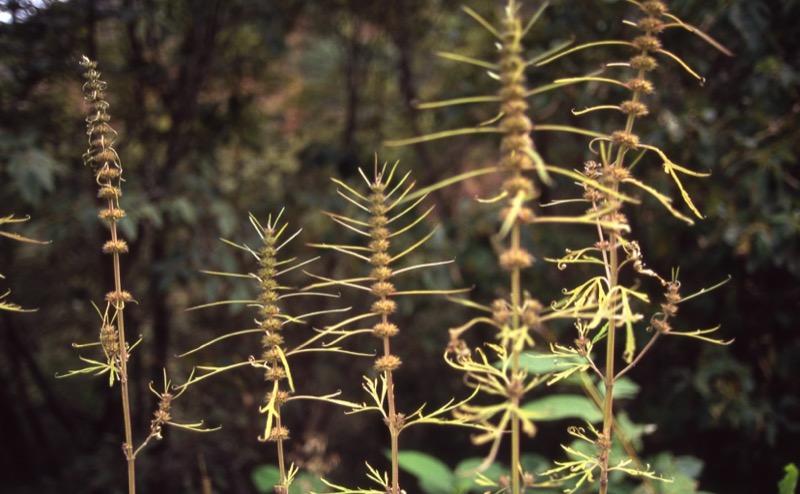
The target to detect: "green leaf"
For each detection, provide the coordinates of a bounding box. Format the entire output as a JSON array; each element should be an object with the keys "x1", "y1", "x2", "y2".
[
  {"x1": 521, "y1": 395, "x2": 602, "y2": 423},
  {"x1": 396, "y1": 450, "x2": 455, "y2": 494},
  {"x1": 7, "y1": 148, "x2": 64, "y2": 204},
  {"x1": 779, "y1": 463, "x2": 798, "y2": 494},
  {"x1": 252, "y1": 464, "x2": 281, "y2": 493}
]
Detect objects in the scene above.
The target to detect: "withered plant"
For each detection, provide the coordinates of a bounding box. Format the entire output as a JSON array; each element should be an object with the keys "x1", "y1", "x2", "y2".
[
  {"x1": 306, "y1": 160, "x2": 477, "y2": 494},
  {"x1": 177, "y1": 210, "x2": 362, "y2": 493},
  {"x1": 387, "y1": 1, "x2": 732, "y2": 493},
  {"x1": 533, "y1": 2, "x2": 733, "y2": 492},
  {"x1": 59, "y1": 57, "x2": 209, "y2": 494}
]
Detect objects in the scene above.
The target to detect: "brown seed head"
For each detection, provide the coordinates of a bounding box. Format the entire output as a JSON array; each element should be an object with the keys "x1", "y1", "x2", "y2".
[
  {"x1": 492, "y1": 298, "x2": 511, "y2": 325},
  {"x1": 98, "y1": 208, "x2": 126, "y2": 222},
  {"x1": 97, "y1": 185, "x2": 121, "y2": 200},
  {"x1": 630, "y1": 54, "x2": 658, "y2": 72},
  {"x1": 265, "y1": 389, "x2": 291, "y2": 405},
  {"x1": 373, "y1": 321, "x2": 400, "y2": 338},
  {"x1": 626, "y1": 77, "x2": 655, "y2": 94},
  {"x1": 638, "y1": 16, "x2": 666, "y2": 33},
  {"x1": 610, "y1": 130, "x2": 640, "y2": 149},
  {"x1": 370, "y1": 252, "x2": 392, "y2": 267},
  {"x1": 620, "y1": 100, "x2": 649, "y2": 117},
  {"x1": 268, "y1": 426, "x2": 290, "y2": 442},
  {"x1": 642, "y1": 0, "x2": 668, "y2": 16},
  {"x1": 371, "y1": 298, "x2": 397, "y2": 315},
  {"x1": 261, "y1": 331, "x2": 284, "y2": 348},
  {"x1": 499, "y1": 247, "x2": 534, "y2": 271},
  {"x1": 633, "y1": 35, "x2": 662, "y2": 52},
  {"x1": 371, "y1": 281, "x2": 396, "y2": 297},
  {"x1": 370, "y1": 266, "x2": 393, "y2": 281},
  {"x1": 265, "y1": 366, "x2": 286, "y2": 382},
  {"x1": 374, "y1": 354, "x2": 402, "y2": 372}
]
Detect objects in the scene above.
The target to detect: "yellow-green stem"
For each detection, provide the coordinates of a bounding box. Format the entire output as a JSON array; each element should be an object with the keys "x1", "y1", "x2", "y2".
[
  {"x1": 276, "y1": 412, "x2": 286, "y2": 490},
  {"x1": 510, "y1": 222, "x2": 522, "y2": 494},
  {"x1": 599, "y1": 232, "x2": 618, "y2": 494},
  {"x1": 384, "y1": 325, "x2": 400, "y2": 494}
]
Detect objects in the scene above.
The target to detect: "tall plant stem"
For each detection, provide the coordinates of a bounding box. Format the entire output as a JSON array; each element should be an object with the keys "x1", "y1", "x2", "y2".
[
  {"x1": 599, "y1": 233, "x2": 618, "y2": 494},
  {"x1": 510, "y1": 223, "x2": 523, "y2": 494},
  {"x1": 383, "y1": 325, "x2": 400, "y2": 494},
  {"x1": 110, "y1": 215, "x2": 136, "y2": 494},
  {"x1": 276, "y1": 412, "x2": 286, "y2": 487}
]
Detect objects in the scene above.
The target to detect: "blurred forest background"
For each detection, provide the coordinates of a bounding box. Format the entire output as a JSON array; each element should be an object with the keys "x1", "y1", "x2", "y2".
[{"x1": 0, "y1": 0, "x2": 798, "y2": 492}]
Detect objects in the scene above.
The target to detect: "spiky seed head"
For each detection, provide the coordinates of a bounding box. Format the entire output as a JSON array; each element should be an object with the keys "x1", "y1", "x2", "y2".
[
  {"x1": 633, "y1": 35, "x2": 662, "y2": 52},
  {"x1": 606, "y1": 163, "x2": 632, "y2": 182},
  {"x1": 106, "y1": 290, "x2": 134, "y2": 305},
  {"x1": 638, "y1": 16, "x2": 665, "y2": 33},
  {"x1": 260, "y1": 278, "x2": 280, "y2": 292},
  {"x1": 642, "y1": 0, "x2": 668, "y2": 16},
  {"x1": 370, "y1": 204, "x2": 388, "y2": 217},
  {"x1": 620, "y1": 100, "x2": 649, "y2": 117},
  {"x1": 100, "y1": 324, "x2": 119, "y2": 355},
  {"x1": 259, "y1": 303, "x2": 280, "y2": 318},
  {"x1": 102, "y1": 239, "x2": 129, "y2": 254},
  {"x1": 492, "y1": 299, "x2": 511, "y2": 325},
  {"x1": 499, "y1": 247, "x2": 534, "y2": 271},
  {"x1": 370, "y1": 252, "x2": 391, "y2": 267},
  {"x1": 610, "y1": 130, "x2": 640, "y2": 149},
  {"x1": 500, "y1": 114, "x2": 533, "y2": 134},
  {"x1": 262, "y1": 347, "x2": 283, "y2": 364},
  {"x1": 626, "y1": 77, "x2": 655, "y2": 94},
  {"x1": 651, "y1": 316, "x2": 672, "y2": 333},
  {"x1": 267, "y1": 426, "x2": 290, "y2": 442},
  {"x1": 501, "y1": 99, "x2": 528, "y2": 116},
  {"x1": 374, "y1": 354, "x2": 402, "y2": 372},
  {"x1": 522, "y1": 299, "x2": 544, "y2": 328},
  {"x1": 371, "y1": 281, "x2": 396, "y2": 297},
  {"x1": 98, "y1": 208, "x2": 126, "y2": 222},
  {"x1": 373, "y1": 321, "x2": 399, "y2": 338},
  {"x1": 371, "y1": 227, "x2": 390, "y2": 241},
  {"x1": 258, "y1": 267, "x2": 277, "y2": 281},
  {"x1": 371, "y1": 299, "x2": 397, "y2": 316},
  {"x1": 370, "y1": 266, "x2": 393, "y2": 281},
  {"x1": 265, "y1": 366, "x2": 286, "y2": 382},
  {"x1": 261, "y1": 316, "x2": 283, "y2": 333},
  {"x1": 258, "y1": 290, "x2": 280, "y2": 305},
  {"x1": 262, "y1": 331, "x2": 284, "y2": 348},
  {"x1": 369, "y1": 215, "x2": 388, "y2": 228},
  {"x1": 96, "y1": 166, "x2": 122, "y2": 181},
  {"x1": 265, "y1": 389, "x2": 291, "y2": 405},
  {"x1": 91, "y1": 148, "x2": 118, "y2": 165},
  {"x1": 446, "y1": 338, "x2": 471, "y2": 362},
  {"x1": 369, "y1": 239, "x2": 390, "y2": 253},
  {"x1": 97, "y1": 185, "x2": 121, "y2": 199},
  {"x1": 630, "y1": 54, "x2": 658, "y2": 72}
]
